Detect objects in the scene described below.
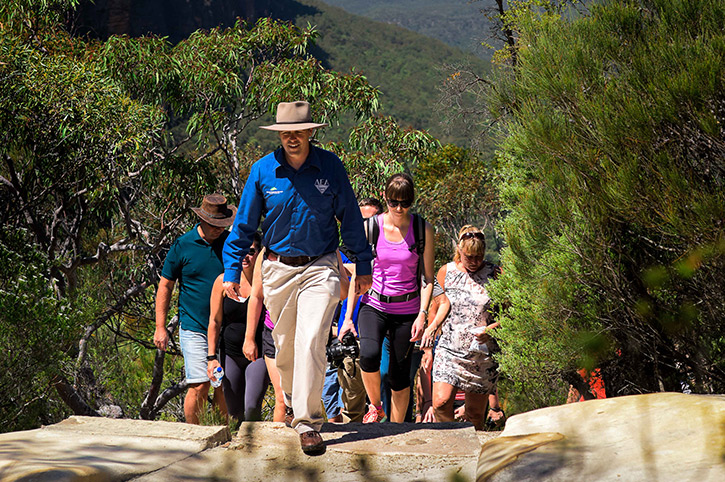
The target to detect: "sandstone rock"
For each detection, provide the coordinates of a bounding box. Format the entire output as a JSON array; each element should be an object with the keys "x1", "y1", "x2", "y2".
[
  {"x1": 0, "y1": 416, "x2": 230, "y2": 481},
  {"x1": 477, "y1": 392, "x2": 725, "y2": 481}
]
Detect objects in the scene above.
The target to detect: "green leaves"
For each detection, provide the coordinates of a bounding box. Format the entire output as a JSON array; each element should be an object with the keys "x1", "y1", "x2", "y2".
[{"x1": 487, "y1": 0, "x2": 725, "y2": 406}]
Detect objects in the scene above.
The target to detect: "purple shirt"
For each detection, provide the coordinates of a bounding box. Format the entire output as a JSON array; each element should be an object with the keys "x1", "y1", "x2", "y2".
[
  {"x1": 264, "y1": 308, "x2": 274, "y2": 330},
  {"x1": 360, "y1": 214, "x2": 420, "y2": 315}
]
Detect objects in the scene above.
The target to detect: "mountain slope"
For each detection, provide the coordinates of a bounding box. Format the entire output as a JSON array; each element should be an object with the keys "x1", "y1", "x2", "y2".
[
  {"x1": 73, "y1": 0, "x2": 490, "y2": 144},
  {"x1": 254, "y1": 0, "x2": 491, "y2": 143},
  {"x1": 323, "y1": 0, "x2": 498, "y2": 60}
]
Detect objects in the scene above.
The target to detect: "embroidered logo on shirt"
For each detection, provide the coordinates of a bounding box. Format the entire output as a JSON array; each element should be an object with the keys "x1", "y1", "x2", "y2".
[
  {"x1": 265, "y1": 187, "x2": 284, "y2": 195},
  {"x1": 314, "y1": 179, "x2": 330, "y2": 194}
]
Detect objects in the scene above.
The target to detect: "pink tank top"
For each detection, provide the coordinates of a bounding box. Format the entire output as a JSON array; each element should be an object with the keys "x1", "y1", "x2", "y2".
[
  {"x1": 360, "y1": 214, "x2": 420, "y2": 315},
  {"x1": 264, "y1": 308, "x2": 274, "y2": 329}
]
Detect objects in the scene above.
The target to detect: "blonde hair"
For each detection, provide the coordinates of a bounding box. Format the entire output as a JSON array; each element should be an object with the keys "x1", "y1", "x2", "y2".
[{"x1": 454, "y1": 225, "x2": 486, "y2": 262}]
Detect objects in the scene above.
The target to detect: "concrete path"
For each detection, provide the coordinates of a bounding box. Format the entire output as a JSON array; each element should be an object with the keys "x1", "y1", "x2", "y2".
[{"x1": 0, "y1": 416, "x2": 494, "y2": 482}]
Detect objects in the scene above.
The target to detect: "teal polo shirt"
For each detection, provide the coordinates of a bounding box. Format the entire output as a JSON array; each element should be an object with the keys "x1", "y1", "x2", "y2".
[{"x1": 161, "y1": 224, "x2": 228, "y2": 334}]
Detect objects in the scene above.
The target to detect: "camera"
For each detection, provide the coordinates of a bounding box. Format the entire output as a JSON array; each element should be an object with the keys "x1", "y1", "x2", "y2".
[{"x1": 326, "y1": 331, "x2": 359, "y2": 368}]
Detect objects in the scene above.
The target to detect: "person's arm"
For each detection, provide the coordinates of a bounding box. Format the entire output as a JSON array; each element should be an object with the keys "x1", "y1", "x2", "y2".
[
  {"x1": 206, "y1": 276, "x2": 224, "y2": 379},
  {"x1": 421, "y1": 265, "x2": 449, "y2": 347},
  {"x1": 475, "y1": 321, "x2": 501, "y2": 343},
  {"x1": 244, "y1": 248, "x2": 265, "y2": 361},
  {"x1": 154, "y1": 276, "x2": 175, "y2": 351},
  {"x1": 337, "y1": 250, "x2": 350, "y2": 301},
  {"x1": 475, "y1": 266, "x2": 502, "y2": 343},
  {"x1": 223, "y1": 165, "x2": 263, "y2": 298},
  {"x1": 410, "y1": 222, "x2": 436, "y2": 342},
  {"x1": 338, "y1": 263, "x2": 359, "y2": 340}
]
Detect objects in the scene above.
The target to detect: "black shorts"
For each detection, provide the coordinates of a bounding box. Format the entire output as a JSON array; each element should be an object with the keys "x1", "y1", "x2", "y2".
[{"x1": 262, "y1": 324, "x2": 276, "y2": 359}]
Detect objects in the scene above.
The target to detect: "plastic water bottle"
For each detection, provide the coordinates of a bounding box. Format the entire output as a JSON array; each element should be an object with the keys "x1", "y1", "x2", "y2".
[
  {"x1": 469, "y1": 325, "x2": 490, "y2": 355},
  {"x1": 210, "y1": 366, "x2": 224, "y2": 388},
  {"x1": 469, "y1": 339, "x2": 490, "y2": 355}
]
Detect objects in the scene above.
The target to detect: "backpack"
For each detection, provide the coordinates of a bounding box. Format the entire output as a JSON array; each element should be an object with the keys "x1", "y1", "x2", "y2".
[{"x1": 363, "y1": 213, "x2": 427, "y2": 290}]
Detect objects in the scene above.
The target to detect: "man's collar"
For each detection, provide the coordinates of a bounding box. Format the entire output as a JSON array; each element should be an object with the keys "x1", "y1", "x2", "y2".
[
  {"x1": 273, "y1": 145, "x2": 321, "y2": 173},
  {"x1": 192, "y1": 223, "x2": 205, "y2": 244}
]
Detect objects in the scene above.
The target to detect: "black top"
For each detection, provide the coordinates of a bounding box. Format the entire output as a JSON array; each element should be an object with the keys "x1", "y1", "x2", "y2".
[{"x1": 221, "y1": 295, "x2": 264, "y2": 358}]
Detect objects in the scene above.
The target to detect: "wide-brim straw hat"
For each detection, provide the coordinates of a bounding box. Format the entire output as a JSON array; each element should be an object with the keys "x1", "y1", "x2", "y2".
[
  {"x1": 260, "y1": 101, "x2": 328, "y2": 131},
  {"x1": 191, "y1": 194, "x2": 237, "y2": 227}
]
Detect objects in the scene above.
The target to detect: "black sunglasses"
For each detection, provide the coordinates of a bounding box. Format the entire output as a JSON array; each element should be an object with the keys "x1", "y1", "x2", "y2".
[
  {"x1": 460, "y1": 232, "x2": 485, "y2": 242},
  {"x1": 387, "y1": 199, "x2": 413, "y2": 209},
  {"x1": 247, "y1": 247, "x2": 258, "y2": 256}
]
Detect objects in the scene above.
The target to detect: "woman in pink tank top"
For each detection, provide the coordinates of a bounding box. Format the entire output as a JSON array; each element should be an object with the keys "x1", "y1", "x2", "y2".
[{"x1": 340, "y1": 173, "x2": 436, "y2": 423}]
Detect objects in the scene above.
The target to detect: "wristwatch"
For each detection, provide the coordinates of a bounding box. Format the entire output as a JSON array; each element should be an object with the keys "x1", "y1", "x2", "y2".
[{"x1": 206, "y1": 354, "x2": 217, "y2": 361}]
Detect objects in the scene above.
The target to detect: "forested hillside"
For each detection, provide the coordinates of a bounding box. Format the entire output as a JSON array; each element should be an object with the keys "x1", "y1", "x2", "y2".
[
  {"x1": 324, "y1": 0, "x2": 497, "y2": 60},
  {"x1": 73, "y1": 0, "x2": 490, "y2": 145}
]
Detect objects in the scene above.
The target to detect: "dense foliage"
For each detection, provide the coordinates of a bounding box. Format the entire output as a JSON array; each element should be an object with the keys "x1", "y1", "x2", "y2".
[
  {"x1": 486, "y1": 0, "x2": 725, "y2": 408},
  {"x1": 0, "y1": 228, "x2": 78, "y2": 428},
  {"x1": 0, "y1": 0, "x2": 397, "y2": 431}
]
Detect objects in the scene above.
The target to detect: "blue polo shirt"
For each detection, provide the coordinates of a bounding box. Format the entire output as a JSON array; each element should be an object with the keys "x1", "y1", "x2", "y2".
[
  {"x1": 161, "y1": 225, "x2": 228, "y2": 334},
  {"x1": 223, "y1": 145, "x2": 373, "y2": 283}
]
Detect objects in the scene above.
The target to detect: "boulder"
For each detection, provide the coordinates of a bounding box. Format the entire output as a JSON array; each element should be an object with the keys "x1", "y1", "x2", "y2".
[
  {"x1": 0, "y1": 416, "x2": 230, "y2": 481},
  {"x1": 477, "y1": 392, "x2": 725, "y2": 481}
]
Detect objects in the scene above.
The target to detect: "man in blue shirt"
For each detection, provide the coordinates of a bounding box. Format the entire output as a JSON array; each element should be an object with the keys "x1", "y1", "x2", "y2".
[
  {"x1": 222, "y1": 101, "x2": 372, "y2": 455},
  {"x1": 154, "y1": 194, "x2": 237, "y2": 424}
]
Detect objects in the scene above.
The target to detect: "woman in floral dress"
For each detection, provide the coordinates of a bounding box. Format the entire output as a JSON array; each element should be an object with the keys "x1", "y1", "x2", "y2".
[{"x1": 425, "y1": 225, "x2": 500, "y2": 430}]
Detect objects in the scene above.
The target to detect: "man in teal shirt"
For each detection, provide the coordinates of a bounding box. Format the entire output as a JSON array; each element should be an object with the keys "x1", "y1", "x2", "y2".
[{"x1": 154, "y1": 194, "x2": 236, "y2": 424}]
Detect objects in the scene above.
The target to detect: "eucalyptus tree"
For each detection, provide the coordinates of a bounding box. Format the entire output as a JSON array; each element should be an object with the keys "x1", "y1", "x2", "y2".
[{"x1": 1, "y1": 0, "x2": 384, "y2": 427}]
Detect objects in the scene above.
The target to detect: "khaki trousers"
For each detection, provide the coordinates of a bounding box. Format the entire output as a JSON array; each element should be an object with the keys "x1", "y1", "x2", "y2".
[
  {"x1": 338, "y1": 356, "x2": 366, "y2": 422},
  {"x1": 262, "y1": 252, "x2": 340, "y2": 433}
]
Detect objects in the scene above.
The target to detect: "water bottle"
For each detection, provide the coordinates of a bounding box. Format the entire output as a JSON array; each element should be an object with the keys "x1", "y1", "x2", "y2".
[
  {"x1": 469, "y1": 325, "x2": 490, "y2": 355},
  {"x1": 210, "y1": 366, "x2": 224, "y2": 388},
  {"x1": 469, "y1": 338, "x2": 490, "y2": 355}
]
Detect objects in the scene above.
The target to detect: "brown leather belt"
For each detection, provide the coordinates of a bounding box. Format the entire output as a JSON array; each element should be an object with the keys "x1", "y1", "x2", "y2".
[{"x1": 266, "y1": 250, "x2": 320, "y2": 267}]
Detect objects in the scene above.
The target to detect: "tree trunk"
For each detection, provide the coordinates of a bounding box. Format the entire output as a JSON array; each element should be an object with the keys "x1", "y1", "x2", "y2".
[{"x1": 51, "y1": 374, "x2": 99, "y2": 417}]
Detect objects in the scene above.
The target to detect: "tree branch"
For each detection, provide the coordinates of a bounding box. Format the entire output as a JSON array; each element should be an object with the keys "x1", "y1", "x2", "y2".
[
  {"x1": 140, "y1": 315, "x2": 180, "y2": 420},
  {"x1": 51, "y1": 374, "x2": 99, "y2": 417},
  {"x1": 76, "y1": 281, "x2": 153, "y2": 369}
]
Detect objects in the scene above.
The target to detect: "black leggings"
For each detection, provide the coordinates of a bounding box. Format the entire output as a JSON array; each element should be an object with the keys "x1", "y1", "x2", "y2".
[
  {"x1": 358, "y1": 304, "x2": 416, "y2": 391},
  {"x1": 221, "y1": 351, "x2": 269, "y2": 421}
]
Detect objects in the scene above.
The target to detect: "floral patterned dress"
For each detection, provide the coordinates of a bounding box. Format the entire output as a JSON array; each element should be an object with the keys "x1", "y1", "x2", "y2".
[{"x1": 432, "y1": 262, "x2": 499, "y2": 394}]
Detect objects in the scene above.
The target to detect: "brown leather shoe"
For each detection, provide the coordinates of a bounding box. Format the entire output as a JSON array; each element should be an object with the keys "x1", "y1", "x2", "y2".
[
  {"x1": 284, "y1": 406, "x2": 294, "y2": 427},
  {"x1": 299, "y1": 431, "x2": 325, "y2": 455}
]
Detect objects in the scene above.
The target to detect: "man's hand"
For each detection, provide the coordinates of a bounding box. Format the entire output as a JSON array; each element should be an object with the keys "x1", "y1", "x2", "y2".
[
  {"x1": 153, "y1": 326, "x2": 169, "y2": 351},
  {"x1": 207, "y1": 359, "x2": 221, "y2": 380},
  {"x1": 223, "y1": 281, "x2": 242, "y2": 301},
  {"x1": 338, "y1": 319, "x2": 358, "y2": 341},
  {"x1": 354, "y1": 274, "x2": 372, "y2": 296}
]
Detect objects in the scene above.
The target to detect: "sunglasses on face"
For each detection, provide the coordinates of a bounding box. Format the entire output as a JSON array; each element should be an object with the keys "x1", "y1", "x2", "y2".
[
  {"x1": 247, "y1": 247, "x2": 258, "y2": 256},
  {"x1": 387, "y1": 199, "x2": 413, "y2": 209},
  {"x1": 460, "y1": 232, "x2": 485, "y2": 242}
]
